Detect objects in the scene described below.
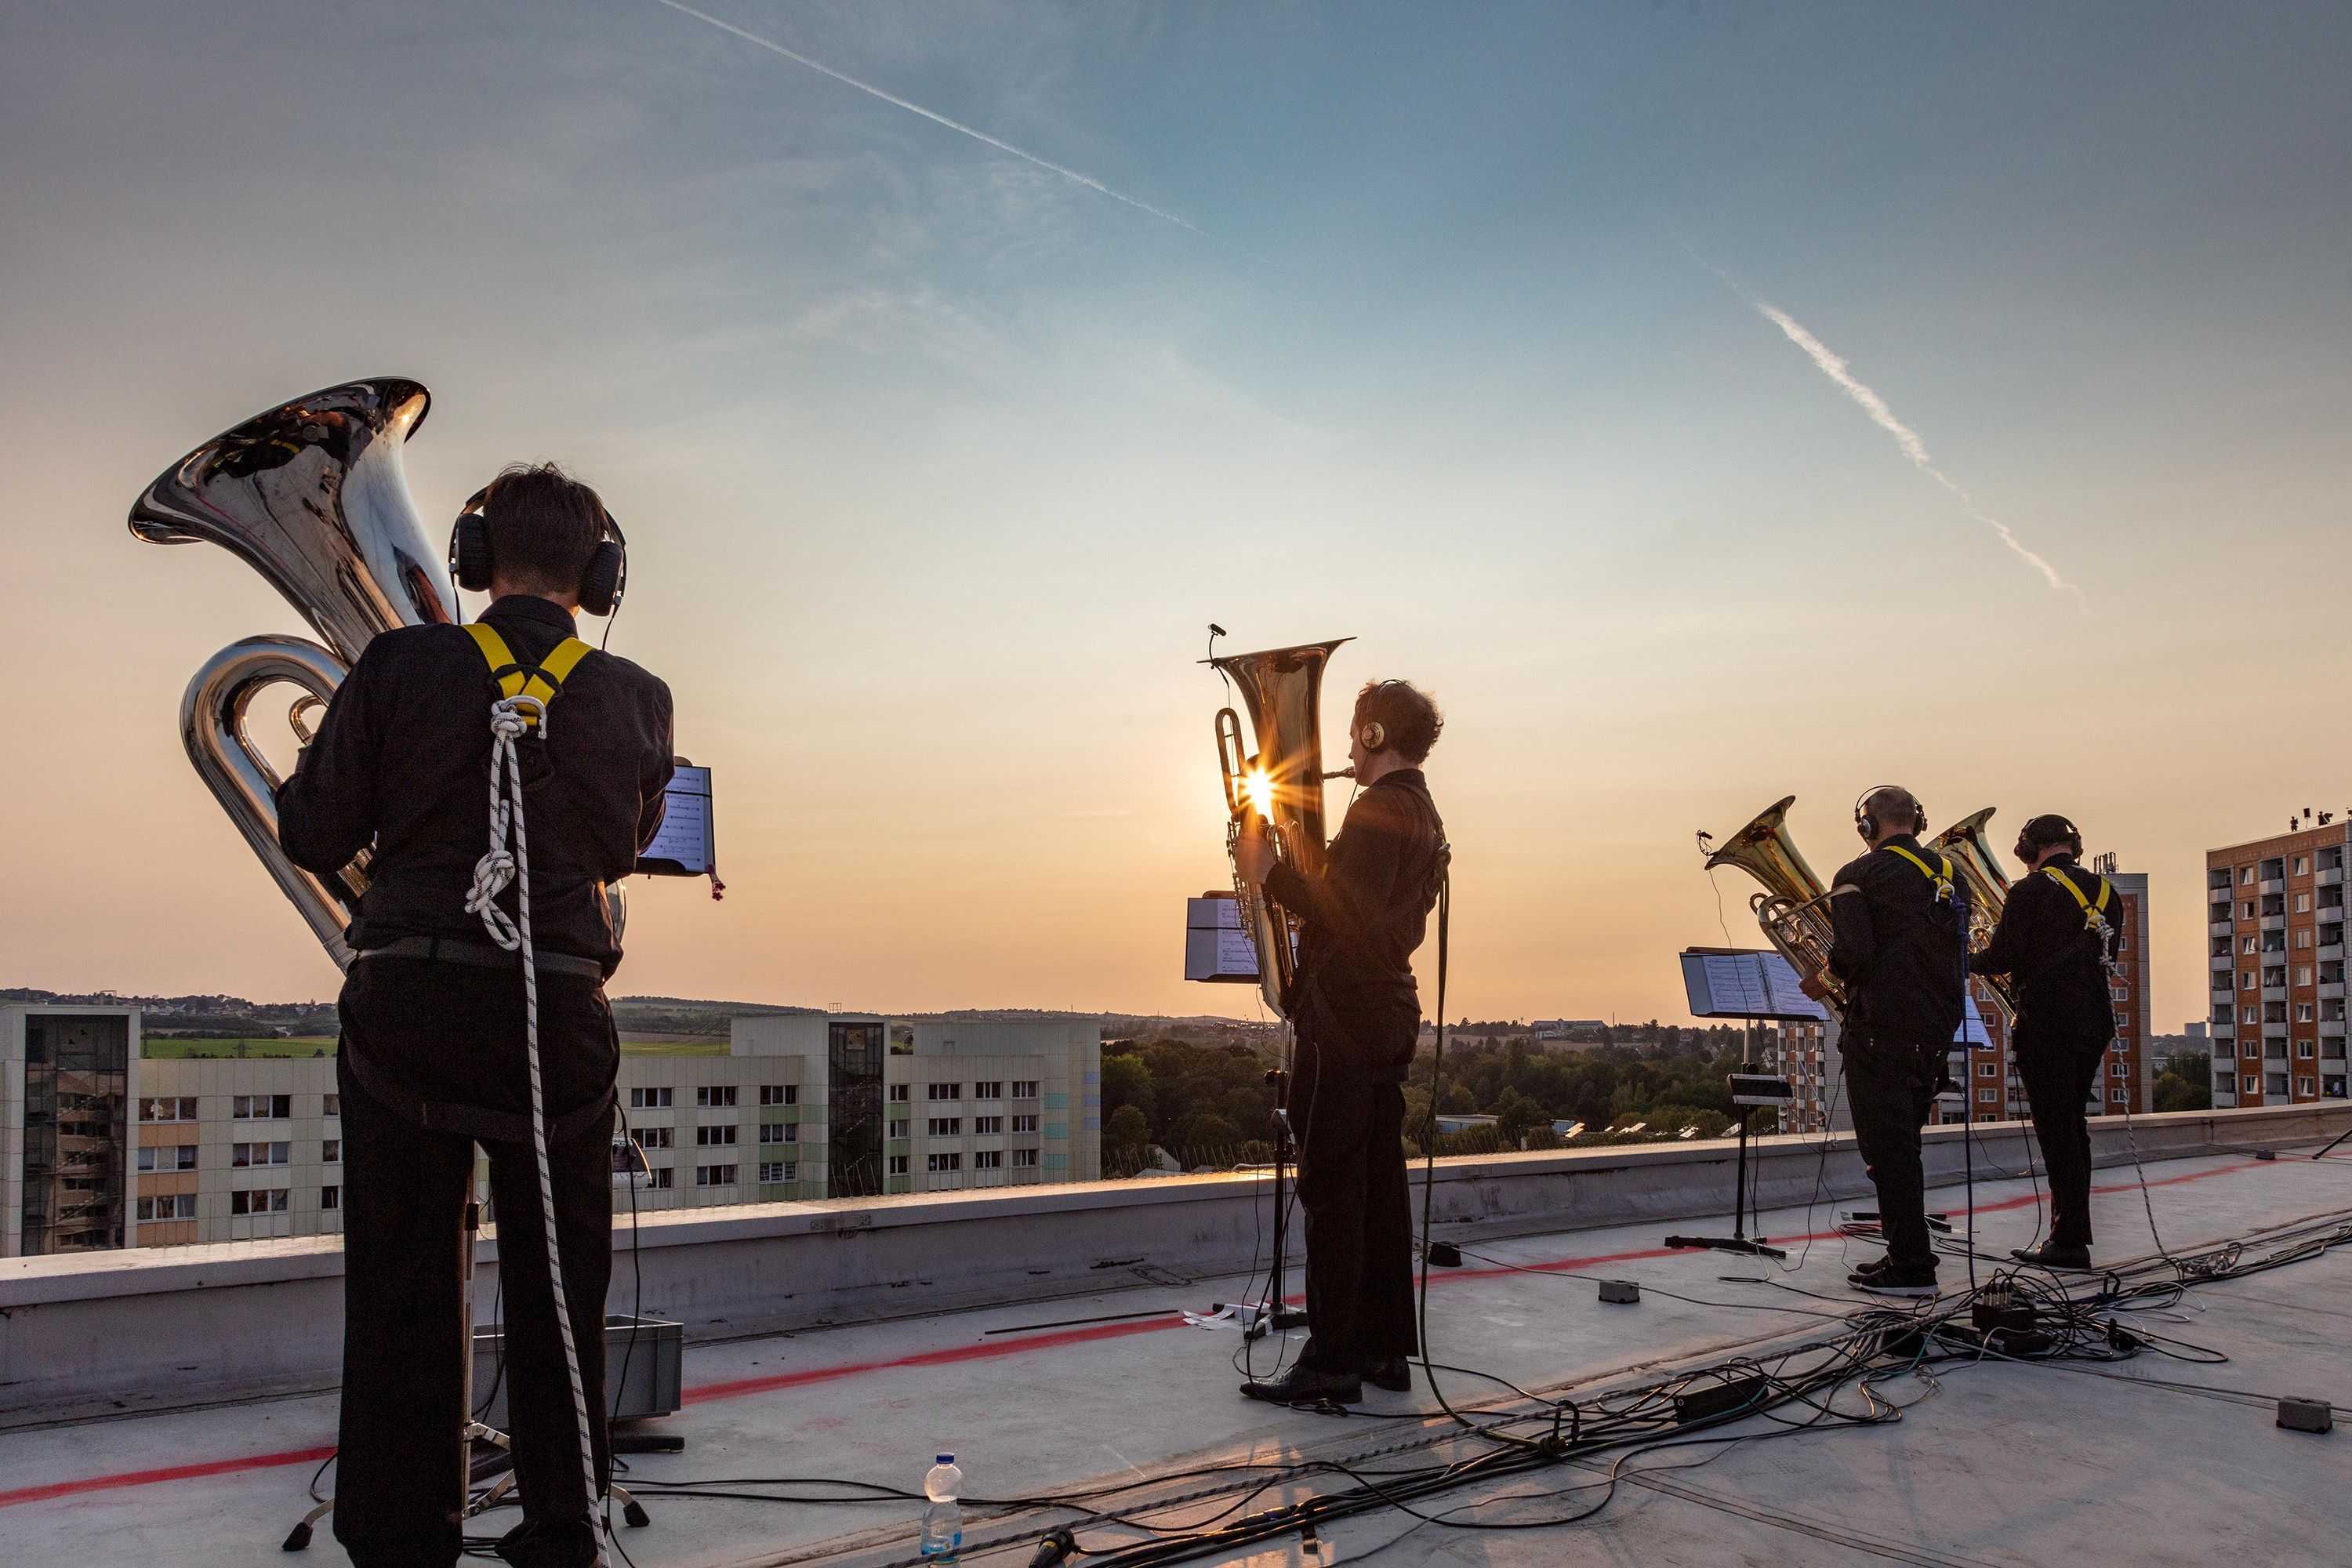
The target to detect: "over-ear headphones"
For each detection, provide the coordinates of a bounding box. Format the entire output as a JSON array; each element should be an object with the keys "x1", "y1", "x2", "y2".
[
  {"x1": 1359, "y1": 719, "x2": 1387, "y2": 751},
  {"x1": 1854, "y1": 785, "x2": 1928, "y2": 843},
  {"x1": 448, "y1": 484, "x2": 629, "y2": 618}
]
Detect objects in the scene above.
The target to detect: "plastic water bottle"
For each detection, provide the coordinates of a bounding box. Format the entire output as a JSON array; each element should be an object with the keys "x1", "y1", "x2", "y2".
[{"x1": 919, "y1": 1454, "x2": 963, "y2": 1559}]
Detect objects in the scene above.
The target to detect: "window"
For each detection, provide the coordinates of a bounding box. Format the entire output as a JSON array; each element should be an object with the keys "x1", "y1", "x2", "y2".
[
  {"x1": 648, "y1": 1167, "x2": 675, "y2": 1190},
  {"x1": 2244, "y1": 1074, "x2": 2259, "y2": 1093},
  {"x1": 637, "y1": 1126, "x2": 673, "y2": 1149},
  {"x1": 760, "y1": 1122, "x2": 799, "y2": 1144},
  {"x1": 233, "y1": 1094, "x2": 292, "y2": 1120},
  {"x1": 2296, "y1": 856, "x2": 2310, "y2": 876},
  {"x1": 1976, "y1": 1062, "x2": 1997, "y2": 1078},
  {"x1": 2299, "y1": 929, "x2": 2314, "y2": 949},
  {"x1": 1976, "y1": 1087, "x2": 1998, "y2": 1104},
  {"x1": 927, "y1": 1083, "x2": 962, "y2": 1102},
  {"x1": 696, "y1": 1086, "x2": 738, "y2": 1109},
  {"x1": 757, "y1": 1161, "x2": 797, "y2": 1183},
  {"x1": 2298, "y1": 1004, "x2": 2315, "y2": 1022},
  {"x1": 888, "y1": 1155, "x2": 909, "y2": 1175},
  {"x1": 695, "y1": 1124, "x2": 739, "y2": 1146},
  {"x1": 2298, "y1": 1076, "x2": 2317, "y2": 1097},
  {"x1": 2299, "y1": 893, "x2": 2314, "y2": 913},
  {"x1": 140, "y1": 1096, "x2": 199, "y2": 1123},
  {"x1": 1012, "y1": 1148, "x2": 1040, "y2": 1167},
  {"x1": 927, "y1": 1152, "x2": 964, "y2": 1173},
  {"x1": 230, "y1": 1189, "x2": 290, "y2": 1215},
  {"x1": 927, "y1": 1118, "x2": 963, "y2": 1138},
  {"x1": 1012, "y1": 1080, "x2": 1040, "y2": 1099},
  {"x1": 2242, "y1": 901, "x2": 2255, "y2": 919},
  {"x1": 1011, "y1": 1114, "x2": 1039, "y2": 1134},
  {"x1": 323, "y1": 1094, "x2": 340, "y2": 1117},
  {"x1": 321, "y1": 1185, "x2": 340, "y2": 1210},
  {"x1": 136, "y1": 1144, "x2": 198, "y2": 1172},
  {"x1": 974, "y1": 1149, "x2": 1003, "y2": 1169},
  {"x1": 2298, "y1": 967, "x2": 2314, "y2": 986},
  {"x1": 2111, "y1": 1060, "x2": 2129, "y2": 1077},
  {"x1": 231, "y1": 1141, "x2": 291, "y2": 1167},
  {"x1": 630, "y1": 1087, "x2": 673, "y2": 1109},
  {"x1": 888, "y1": 1083, "x2": 910, "y2": 1103},
  {"x1": 2111, "y1": 986, "x2": 2129, "y2": 1002},
  {"x1": 974, "y1": 1115, "x2": 1004, "y2": 1134},
  {"x1": 972, "y1": 1080, "x2": 1004, "y2": 1100},
  {"x1": 695, "y1": 1164, "x2": 738, "y2": 1186},
  {"x1": 2241, "y1": 971, "x2": 2256, "y2": 991},
  {"x1": 2110, "y1": 1089, "x2": 2128, "y2": 1105},
  {"x1": 888, "y1": 1118, "x2": 909, "y2": 1139},
  {"x1": 2299, "y1": 1040, "x2": 2316, "y2": 1058},
  {"x1": 759, "y1": 1083, "x2": 797, "y2": 1106},
  {"x1": 136, "y1": 1194, "x2": 198, "y2": 1221}
]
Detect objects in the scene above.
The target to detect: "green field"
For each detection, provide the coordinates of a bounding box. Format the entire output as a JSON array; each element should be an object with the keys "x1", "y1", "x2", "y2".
[{"x1": 143, "y1": 1033, "x2": 725, "y2": 1058}]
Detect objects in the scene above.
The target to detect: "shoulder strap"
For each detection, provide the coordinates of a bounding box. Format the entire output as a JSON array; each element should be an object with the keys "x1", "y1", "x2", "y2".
[
  {"x1": 1882, "y1": 844, "x2": 1953, "y2": 889},
  {"x1": 463, "y1": 622, "x2": 596, "y2": 728},
  {"x1": 2042, "y1": 865, "x2": 2114, "y2": 928}
]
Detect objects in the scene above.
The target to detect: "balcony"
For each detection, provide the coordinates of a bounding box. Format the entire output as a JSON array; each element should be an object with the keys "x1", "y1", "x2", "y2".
[
  {"x1": 2210, "y1": 919, "x2": 2236, "y2": 936},
  {"x1": 2323, "y1": 945, "x2": 2347, "y2": 963},
  {"x1": 2261, "y1": 916, "x2": 2288, "y2": 932},
  {"x1": 2263, "y1": 988, "x2": 2289, "y2": 1004},
  {"x1": 2322, "y1": 868, "x2": 2344, "y2": 887},
  {"x1": 2324, "y1": 983, "x2": 2346, "y2": 1000}
]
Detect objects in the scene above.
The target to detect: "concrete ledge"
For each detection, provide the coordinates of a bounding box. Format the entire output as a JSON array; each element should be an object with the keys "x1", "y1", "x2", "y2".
[{"x1": 4, "y1": 1102, "x2": 2343, "y2": 1417}]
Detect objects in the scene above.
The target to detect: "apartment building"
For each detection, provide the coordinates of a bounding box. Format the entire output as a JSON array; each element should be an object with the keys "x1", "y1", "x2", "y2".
[
  {"x1": 4, "y1": 1004, "x2": 1102, "y2": 1254},
  {"x1": 2207, "y1": 822, "x2": 2352, "y2": 1109}
]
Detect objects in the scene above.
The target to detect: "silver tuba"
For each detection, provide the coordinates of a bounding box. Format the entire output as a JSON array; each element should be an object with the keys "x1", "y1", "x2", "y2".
[
  {"x1": 129, "y1": 379, "x2": 456, "y2": 970},
  {"x1": 1210, "y1": 638, "x2": 1352, "y2": 1018}
]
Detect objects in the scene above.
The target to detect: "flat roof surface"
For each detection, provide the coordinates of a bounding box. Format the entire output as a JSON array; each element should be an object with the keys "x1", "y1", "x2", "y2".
[{"x1": 5, "y1": 1143, "x2": 2350, "y2": 1566}]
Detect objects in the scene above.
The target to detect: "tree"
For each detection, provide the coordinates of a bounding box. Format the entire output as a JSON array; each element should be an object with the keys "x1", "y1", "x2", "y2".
[
  {"x1": 1105, "y1": 1105, "x2": 1152, "y2": 1149},
  {"x1": 1493, "y1": 1087, "x2": 1546, "y2": 1145},
  {"x1": 2153, "y1": 1051, "x2": 2212, "y2": 1114},
  {"x1": 1101, "y1": 1053, "x2": 1156, "y2": 1130}
]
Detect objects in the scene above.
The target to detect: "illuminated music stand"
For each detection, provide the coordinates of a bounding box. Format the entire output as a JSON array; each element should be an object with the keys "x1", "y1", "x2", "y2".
[{"x1": 1662, "y1": 948, "x2": 1831, "y2": 1262}]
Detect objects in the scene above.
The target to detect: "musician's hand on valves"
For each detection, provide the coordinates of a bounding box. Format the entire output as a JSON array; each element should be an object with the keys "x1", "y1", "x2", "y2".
[
  {"x1": 1798, "y1": 969, "x2": 1831, "y2": 1002},
  {"x1": 1233, "y1": 820, "x2": 1275, "y2": 886}
]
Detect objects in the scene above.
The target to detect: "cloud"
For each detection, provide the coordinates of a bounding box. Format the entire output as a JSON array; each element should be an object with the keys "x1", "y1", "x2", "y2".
[
  {"x1": 651, "y1": 0, "x2": 1203, "y2": 238},
  {"x1": 1703, "y1": 261, "x2": 2085, "y2": 605}
]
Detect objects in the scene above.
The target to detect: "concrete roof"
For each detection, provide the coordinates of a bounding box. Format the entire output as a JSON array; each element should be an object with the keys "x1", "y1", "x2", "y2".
[{"x1": 5, "y1": 1141, "x2": 2349, "y2": 1566}]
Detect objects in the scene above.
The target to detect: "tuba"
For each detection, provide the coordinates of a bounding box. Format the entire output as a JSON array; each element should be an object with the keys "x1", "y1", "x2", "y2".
[
  {"x1": 129, "y1": 379, "x2": 456, "y2": 970},
  {"x1": 1701, "y1": 796, "x2": 1847, "y2": 1014},
  {"x1": 1209, "y1": 638, "x2": 1352, "y2": 1018},
  {"x1": 1928, "y1": 808, "x2": 2017, "y2": 1024}
]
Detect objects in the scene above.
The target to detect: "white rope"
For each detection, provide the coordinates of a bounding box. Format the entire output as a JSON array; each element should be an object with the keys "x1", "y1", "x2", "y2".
[{"x1": 473, "y1": 693, "x2": 608, "y2": 1567}]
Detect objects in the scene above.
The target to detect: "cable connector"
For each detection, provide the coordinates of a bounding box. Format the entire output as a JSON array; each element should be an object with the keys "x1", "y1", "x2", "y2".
[
  {"x1": 2278, "y1": 1398, "x2": 2334, "y2": 1434},
  {"x1": 1029, "y1": 1526, "x2": 1079, "y2": 1566}
]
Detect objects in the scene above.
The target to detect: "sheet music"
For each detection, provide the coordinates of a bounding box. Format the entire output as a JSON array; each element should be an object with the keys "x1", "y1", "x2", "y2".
[
  {"x1": 637, "y1": 764, "x2": 713, "y2": 877},
  {"x1": 1185, "y1": 895, "x2": 1261, "y2": 982},
  {"x1": 1680, "y1": 949, "x2": 1828, "y2": 1022}
]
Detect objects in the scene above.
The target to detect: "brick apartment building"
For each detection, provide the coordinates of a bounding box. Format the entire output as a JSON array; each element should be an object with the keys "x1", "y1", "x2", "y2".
[{"x1": 2208, "y1": 819, "x2": 2352, "y2": 1108}]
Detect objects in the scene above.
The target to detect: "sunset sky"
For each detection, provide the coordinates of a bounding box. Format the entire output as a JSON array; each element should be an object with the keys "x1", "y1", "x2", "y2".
[{"x1": 2, "y1": 3, "x2": 2347, "y2": 1030}]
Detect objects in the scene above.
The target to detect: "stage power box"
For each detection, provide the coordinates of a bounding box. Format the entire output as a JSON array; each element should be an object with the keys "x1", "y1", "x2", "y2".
[{"x1": 472, "y1": 1314, "x2": 683, "y2": 1428}]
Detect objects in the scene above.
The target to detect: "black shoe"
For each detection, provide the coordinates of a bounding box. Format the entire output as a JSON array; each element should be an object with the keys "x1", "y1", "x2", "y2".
[
  {"x1": 1240, "y1": 1364, "x2": 1362, "y2": 1406},
  {"x1": 1362, "y1": 1356, "x2": 1413, "y2": 1393},
  {"x1": 2011, "y1": 1242, "x2": 2092, "y2": 1271},
  {"x1": 1849, "y1": 1261, "x2": 1940, "y2": 1298}
]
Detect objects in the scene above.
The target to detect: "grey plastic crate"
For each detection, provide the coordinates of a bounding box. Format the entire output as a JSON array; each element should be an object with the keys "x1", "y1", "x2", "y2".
[{"x1": 470, "y1": 1314, "x2": 682, "y2": 1429}]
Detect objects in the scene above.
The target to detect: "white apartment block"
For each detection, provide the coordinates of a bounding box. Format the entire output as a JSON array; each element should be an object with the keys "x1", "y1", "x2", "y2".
[{"x1": 3, "y1": 1004, "x2": 1102, "y2": 1254}]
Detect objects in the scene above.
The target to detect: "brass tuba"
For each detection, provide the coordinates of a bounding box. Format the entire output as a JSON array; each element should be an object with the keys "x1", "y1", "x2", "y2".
[
  {"x1": 1928, "y1": 808, "x2": 2017, "y2": 1023},
  {"x1": 1701, "y1": 795, "x2": 1847, "y2": 1014},
  {"x1": 129, "y1": 379, "x2": 456, "y2": 970},
  {"x1": 1209, "y1": 638, "x2": 1352, "y2": 1018}
]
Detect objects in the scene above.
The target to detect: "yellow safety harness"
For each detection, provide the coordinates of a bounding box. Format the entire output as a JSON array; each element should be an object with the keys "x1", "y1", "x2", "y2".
[
  {"x1": 1881, "y1": 842, "x2": 1957, "y2": 905},
  {"x1": 2042, "y1": 863, "x2": 2115, "y2": 933},
  {"x1": 463, "y1": 622, "x2": 594, "y2": 728}
]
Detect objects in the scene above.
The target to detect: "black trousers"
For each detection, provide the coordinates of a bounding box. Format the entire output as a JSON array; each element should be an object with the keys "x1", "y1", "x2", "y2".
[
  {"x1": 2015, "y1": 1025, "x2": 2107, "y2": 1250},
  {"x1": 1842, "y1": 1033, "x2": 1949, "y2": 1270},
  {"x1": 1290, "y1": 1033, "x2": 1417, "y2": 1374},
  {"x1": 333, "y1": 956, "x2": 618, "y2": 1568}
]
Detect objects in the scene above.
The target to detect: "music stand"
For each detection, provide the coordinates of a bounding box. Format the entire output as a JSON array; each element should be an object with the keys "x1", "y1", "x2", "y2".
[{"x1": 1661, "y1": 949, "x2": 1831, "y2": 1262}]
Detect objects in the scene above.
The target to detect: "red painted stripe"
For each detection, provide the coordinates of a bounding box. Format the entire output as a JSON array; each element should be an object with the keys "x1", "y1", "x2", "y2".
[
  {"x1": 0, "y1": 1155, "x2": 2272, "y2": 1512},
  {"x1": 0, "y1": 1444, "x2": 335, "y2": 1509}
]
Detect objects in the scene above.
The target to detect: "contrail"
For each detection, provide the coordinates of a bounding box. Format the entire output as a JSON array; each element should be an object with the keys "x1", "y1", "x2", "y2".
[
  {"x1": 652, "y1": 0, "x2": 1203, "y2": 237},
  {"x1": 1693, "y1": 251, "x2": 2083, "y2": 604}
]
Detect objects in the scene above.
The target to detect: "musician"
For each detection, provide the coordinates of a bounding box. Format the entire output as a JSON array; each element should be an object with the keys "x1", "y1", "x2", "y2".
[
  {"x1": 1801, "y1": 785, "x2": 1969, "y2": 1298},
  {"x1": 1231, "y1": 680, "x2": 1446, "y2": 1406},
  {"x1": 1968, "y1": 815, "x2": 2122, "y2": 1271},
  {"x1": 278, "y1": 464, "x2": 673, "y2": 1568}
]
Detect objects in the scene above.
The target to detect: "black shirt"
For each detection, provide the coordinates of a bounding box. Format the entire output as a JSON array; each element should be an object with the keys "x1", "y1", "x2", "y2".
[
  {"x1": 1263, "y1": 768, "x2": 1446, "y2": 1076},
  {"x1": 276, "y1": 595, "x2": 675, "y2": 975},
  {"x1": 1969, "y1": 853, "x2": 2121, "y2": 1051},
  {"x1": 1827, "y1": 833, "x2": 1971, "y2": 1046}
]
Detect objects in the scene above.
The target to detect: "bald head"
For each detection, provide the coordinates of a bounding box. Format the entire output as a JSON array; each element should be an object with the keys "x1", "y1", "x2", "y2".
[{"x1": 1857, "y1": 786, "x2": 1925, "y2": 848}]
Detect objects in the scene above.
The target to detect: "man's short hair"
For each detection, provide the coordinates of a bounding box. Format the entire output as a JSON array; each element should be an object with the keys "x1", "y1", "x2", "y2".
[
  {"x1": 482, "y1": 463, "x2": 608, "y2": 596},
  {"x1": 2020, "y1": 814, "x2": 2084, "y2": 855},
  {"x1": 1354, "y1": 680, "x2": 1443, "y2": 763},
  {"x1": 1860, "y1": 786, "x2": 1923, "y2": 837}
]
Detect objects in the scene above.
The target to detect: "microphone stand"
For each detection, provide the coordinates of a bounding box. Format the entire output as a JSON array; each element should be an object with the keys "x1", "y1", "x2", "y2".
[{"x1": 1248, "y1": 1062, "x2": 1309, "y2": 1338}]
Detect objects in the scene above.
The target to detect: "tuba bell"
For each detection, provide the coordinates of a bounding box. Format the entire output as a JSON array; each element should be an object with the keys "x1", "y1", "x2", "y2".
[
  {"x1": 1700, "y1": 795, "x2": 1848, "y2": 1014},
  {"x1": 1209, "y1": 638, "x2": 1352, "y2": 1019},
  {"x1": 129, "y1": 379, "x2": 456, "y2": 969},
  {"x1": 1927, "y1": 808, "x2": 2017, "y2": 1024}
]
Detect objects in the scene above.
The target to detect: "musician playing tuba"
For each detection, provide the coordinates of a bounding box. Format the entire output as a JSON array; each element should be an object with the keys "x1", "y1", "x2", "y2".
[
  {"x1": 278, "y1": 464, "x2": 673, "y2": 1568},
  {"x1": 1232, "y1": 680, "x2": 1446, "y2": 1406},
  {"x1": 1801, "y1": 785, "x2": 1970, "y2": 1299},
  {"x1": 1967, "y1": 814, "x2": 2123, "y2": 1272}
]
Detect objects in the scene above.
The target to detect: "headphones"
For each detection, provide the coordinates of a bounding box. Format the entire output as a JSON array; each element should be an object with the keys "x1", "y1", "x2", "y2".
[
  {"x1": 448, "y1": 483, "x2": 629, "y2": 618},
  {"x1": 1356, "y1": 679, "x2": 1404, "y2": 753},
  {"x1": 1854, "y1": 785, "x2": 1928, "y2": 844},
  {"x1": 2019, "y1": 814, "x2": 2085, "y2": 857}
]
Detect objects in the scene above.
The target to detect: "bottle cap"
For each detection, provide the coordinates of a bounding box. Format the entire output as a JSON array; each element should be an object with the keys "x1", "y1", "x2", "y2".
[{"x1": 937, "y1": 1454, "x2": 954, "y2": 1464}]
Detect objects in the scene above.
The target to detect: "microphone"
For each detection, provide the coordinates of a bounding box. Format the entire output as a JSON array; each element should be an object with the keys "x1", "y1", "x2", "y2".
[{"x1": 1029, "y1": 1527, "x2": 1078, "y2": 1566}]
